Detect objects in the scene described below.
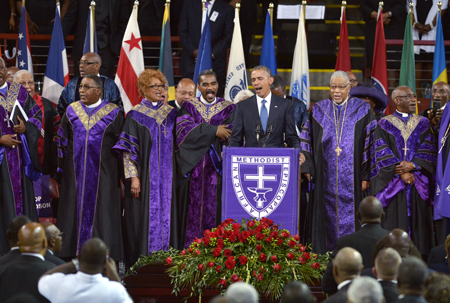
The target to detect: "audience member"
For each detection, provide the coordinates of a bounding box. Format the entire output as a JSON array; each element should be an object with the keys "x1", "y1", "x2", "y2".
[
  {"x1": 173, "y1": 70, "x2": 235, "y2": 249},
  {"x1": 323, "y1": 247, "x2": 363, "y2": 303},
  {"x1": 281, "y1": 281, "x2": 314, "y2": 303},
  {"x1": 0, "y1": 222, "x2": 55, "y2": 303},
  {"x1": 233, "y1": 89, "x2": 253, "y2": 103},
  {"x1": 397, "y1": 257, "x2": 428, "y2": 303},
  {"x1": 347, "y1": 276, "x2": 384, "y2": 303},
  {"x1": 428, "y1": 243, "x2": 447, "y2": 266},
  {"x1": 113, "y1": 69, "x2": 177, "y2": 268},
  {"x1": 370, "y1": 86, "x2": 436, "y2": 256},
  {"x1": 429, "y1": 234, "x2": 450, "y2": 274},
  {"x1": 57, "y1": 74, "x2": 124, "y2": 260},
  {"x1": 300, "y1": 70, "x2": 376, "y2": 254},
  {"x1": 0, "y1": 216, "x2": 32, "y2": 266},
  {"x1": 322, "y1": 196, "x2": 390, "y2": 295},
  {"x1": 57, "y1": 52, "x2": 123, "y2": 116},
  {"x1": 420, "y1": 81, "x2": 449, "y2": 122},
  {"x1": 373, "y1": 248, "x2": 402, "y2": 303},
  {"x1": 40, "y1": 222, "x2": 65, "y2": 266},
  {"x1": 225, "y1": 282, "x2": 258, "y2": 303},
  {"x1": 169, "y1": 78, "x2": 196, "y2": 110},
  {"x1": 179, "y1": 0, "x2": 234, "y2": 96},
  {"x1": 6, "y1": 67, "x2": 20, "y2": 83},
  {"x1": 38, "y1": 238, "x2": 132, "y2": 303},
  {"x1": 346, "y1": 72, "x2": 359, "y2": 88},
  {"x1": 350, "y1": 84, "x2": 389, "y2": 120},
  {"x1": 424, "y1": 273, "x2": 450, "y2": 303}
]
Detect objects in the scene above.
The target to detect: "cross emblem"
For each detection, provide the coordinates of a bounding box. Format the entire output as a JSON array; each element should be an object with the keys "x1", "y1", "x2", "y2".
[
  {"x1": 245, "y1": 166, "x2": 277, "y2": 208},
  {"x1": 4, "y1": 117, "x2": 11, "y2": 128},
  {"x1": 402, "y1": 146, "x2": 409, "y2": 156},
  {"x1": 335, "y1": 146, "x2": 342, "y2": 156}
]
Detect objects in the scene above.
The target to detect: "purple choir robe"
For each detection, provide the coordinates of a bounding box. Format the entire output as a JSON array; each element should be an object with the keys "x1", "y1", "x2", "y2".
[
  {"x1": 113, "y1": 100, "x2": 177, "y2": 269},
  {"x1": 174, "y1": 97, "x2": 235, "y2": 249},
  {"x1": 370, "y1": 112, "x2": 436, "y2": 254},
  {"x1": 0, "y1": 82, "x2": 42, "y2": 255},
  {"x1": 56, "y1": 100, "x2": 124, "y2": 259},
  {"x1": 300, "y1": 97, "x2": 377, "y2": 254}
]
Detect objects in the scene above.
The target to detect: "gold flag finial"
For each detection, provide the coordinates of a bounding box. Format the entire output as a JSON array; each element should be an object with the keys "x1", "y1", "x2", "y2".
[
  {"x1": 409, "y1": 1, "x2": 413, "y2": 13},
  {"x1": 236, "y1": 2, "x2": 240, "y2": 9},
  {"x1": 379, "y1": 1, "x2": 384, "y2": 8},
  {"x1": 438, "y1": 1, "x2": 442, "y2": 12},
  {"x1": 269, "y1": 3, "x2": 274, "y2": 29},
  {"x1": 342, "y1": 0, "x2": 347, "y2": 7}
]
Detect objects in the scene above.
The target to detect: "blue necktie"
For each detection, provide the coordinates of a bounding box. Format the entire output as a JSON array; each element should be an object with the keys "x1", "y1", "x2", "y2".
[{"x1": 260, "y1": 99, "x2": 268, "y2": 133}]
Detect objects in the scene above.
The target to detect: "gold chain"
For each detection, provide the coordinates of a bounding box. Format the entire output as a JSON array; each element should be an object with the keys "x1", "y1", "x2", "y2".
[{"x1": 332, "y1": 100, "x2": 349, "y2": 156}]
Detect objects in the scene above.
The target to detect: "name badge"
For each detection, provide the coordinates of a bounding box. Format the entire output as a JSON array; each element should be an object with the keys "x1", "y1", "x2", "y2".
[{"x1": 210, "y1": 11, "x2": 219, "y2": 22}]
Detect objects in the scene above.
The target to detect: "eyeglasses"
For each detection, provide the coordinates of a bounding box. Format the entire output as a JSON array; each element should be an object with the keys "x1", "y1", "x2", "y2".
[
  {"x1": 18, "y1": 81, "x2": 35, "y2": 87},
  {"x1": 78, "y1": 61, "x2": 98, "y2": 66},
  {"x1": 349, "y1": 79, "x2": 357, "y2": 83},
  {"x1": 330, "y1": 84, "x2": 349, "y2": 90},
  {"x1": 79, "y1": 84, "x2": 100, "y2": 91},
  {"x1": 397, "y1": 94, "x2": 416, "y2": 101},
  {"x1": 50, "y1": 232, "x2": 64, "y2": 239},
  {"x1": 148, "y1": 84, "x2": 166, "y2": 91},
  {"x1": 432, "y1": 89, "x2": 449, "y2": 95}
]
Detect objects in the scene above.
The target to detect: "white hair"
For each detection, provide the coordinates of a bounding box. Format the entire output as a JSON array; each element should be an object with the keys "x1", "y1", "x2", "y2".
[
  {"x1": 13, "y1": 70, "x2": 34, "y2": 83},
  {"x1": 234, "y1": 90, "x2": 254, "y2": 103},
  {"x1": 330, "y1": 70, "x2": 349, "y2": 85},
  {"x1": 225, "y1": 282, "x2": 259, "y2": 303},
  {"x1": 347, "y1": 277, "x2": 384, "y2": 303}
]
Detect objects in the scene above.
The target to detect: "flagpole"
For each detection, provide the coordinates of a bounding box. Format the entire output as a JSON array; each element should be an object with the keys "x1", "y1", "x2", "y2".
[
  {"x1": 302, "y1": 0, "x2": 306, "y2": 23},
  {"x1": 269, "y1": 3, "x2": 274, "y2": 29},
  {"x1": 134, "y1": 0, "x2": 139, "y2": 19},
  {"x1": 201, "y1": 0, "x2": 206, "y2": 34},
  {"x1": 166, "y1": 0, "x2": 170, "y2": 20},
  {"x1": 438, "y1": 1, "x2": 441, "y2": 12},
  {"x1": 90, "y1": 1, "x2": 96, "y2": 53},
  {"x1": 409, "y1": 1, "x2": 413, "y2": 25},
  {"x1": 22, "y1": 0, "x2": 25, "y2": 7},
  {"x1": 341, "y1": 0, "x2": 346, "y2": 21}
]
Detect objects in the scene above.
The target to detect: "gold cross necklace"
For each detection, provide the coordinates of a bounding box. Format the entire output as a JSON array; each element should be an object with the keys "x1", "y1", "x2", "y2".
[{"x1": 333, "y1": 100, "x2": 349, "y2": 156}]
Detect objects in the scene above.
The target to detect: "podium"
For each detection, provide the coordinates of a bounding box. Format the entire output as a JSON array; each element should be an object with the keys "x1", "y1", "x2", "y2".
[{"x1": 222, "y1": 147, "x2": 300, "y2": 234}]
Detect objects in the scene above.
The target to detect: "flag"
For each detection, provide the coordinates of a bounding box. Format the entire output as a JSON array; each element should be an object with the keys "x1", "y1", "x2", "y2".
[
  {"x1": 159, "y1": 4, "x2": 175, "y2": 101},
  {"x1": 399, "y1": 12, "x2": 416, "y2": 112},
  {"x1": 335, "y1": 7, "x2": 351, "y2": 71},
  {"x1": 289, "y1": 6, "x2": 310, "y2": 109},
  {"x1": 115, "y1": 3, "x2": 144, "y2": 113},
  {"x1": 17, "y1": 6, "x2": 33, "y2": 73},
  {"x1": 83, "y1": 6, "x2": 97, "y2": 54},
  {"x1": 193, "y1": 15, "x2": 212, "y2": 91},
  {"x1": 371, "y1": 6, "x2": 390, "y2": 114},
  {"x1": 224, "y1": 7, "x2": 247, "y2": 102},
  {"x1": 432, "y1": 13, "x2": 447, "y2": 88},
  {"x1": 43, "y1": 3, "x2": 69, "y2": 105},
  {"x1": 260, "y1": 10, "x2": 277, "y2": 75}
]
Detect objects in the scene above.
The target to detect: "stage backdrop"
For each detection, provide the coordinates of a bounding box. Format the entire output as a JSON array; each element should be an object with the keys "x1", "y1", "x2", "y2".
[{"x1": 222, "y1": 147, "x2": 300, "y2": 233}]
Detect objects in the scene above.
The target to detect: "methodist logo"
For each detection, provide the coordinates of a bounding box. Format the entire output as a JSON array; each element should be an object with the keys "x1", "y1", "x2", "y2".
[{"x1": 231, "y1": 156, "x2": 290, "y2": 218}]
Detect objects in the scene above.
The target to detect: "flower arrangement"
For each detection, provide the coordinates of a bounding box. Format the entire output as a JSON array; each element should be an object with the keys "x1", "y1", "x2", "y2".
[{"x1": 165, "y1": 218, "x2": 329, "y2": 301}]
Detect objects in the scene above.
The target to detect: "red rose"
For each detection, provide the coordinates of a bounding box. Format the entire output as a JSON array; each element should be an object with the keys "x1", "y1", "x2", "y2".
[
  {"x1": 255, "y1": 225, "x2": 264, "y2": 233},
  {"x1": 232, "y1": 229, "x2": 240, "y2": 236},
  {"x1": 232, "y1": 223, "x2": 241, "y2": 230},
  {"x1": 270, "y1": 231, "x2": 279, "y2": 238},
  {"x1": 271, "y1": 225, "x2": 278, "y2": 231},
  {"x1": 224, "y1": 218, "x2": 234, "y2": 224},
  {"x1": 257, "y1": 274, "x2": 264, "y2": 282},
  {"x1": 242, "y1": 231, "x2": 250, "y2": 239},
  {"x1": 249, "y1": 230, "x2": 254, "y2": 235},
  {"x1": 288, "y1": 240, "x2": 296, "y2": 247},
  {"x1": 294, "y1": 234, "x2": 300, "y2": 241},
  {"x1": 216, "y1": 265, "x2": 222, "y2": 272},
  {"x1": 230, "y1": 274, "x2": 239, "y2": 282},
  {"x1": 281, "y1": 231, "x2": 290, "y2": 238},
  {"x1": 253, "y1": 270, "x2": 257, "y2": 277},
  {"x1": 195, "y1": 238, "x2": 202, "y2": 244},
  {"x1": 229, "y1": 234, "x2": 236, "y2": 242},
  {"x1": 180, "y1": 250, "x2": 186, "y2": 255},
  {"x1": 224, "y1": 249, "x2": 232, "y2": 257},
  {"x1": 287, "y1": 253, "x2": 294, "y2": 260},
  {"x1": 256, "y1": 244, "x2": 263, "y2": 251},
  {"x1": 198, "y1": 264, "x2": 204, "y2": 271},
  {"x1": 298, "y1": 257, "x2": 306, "y2": 264},
  {"x1": 209, "y1": 232, "x2": 217, "y2": 238},
  {"x1": 247, "y1": 220, "x2": 256, "y2": 228},
  {"x1": 188, "y1": 247, "x2": 193, "y2": 253},
  {"x1": 273, "y1": 264, "x2": 281, "y2": 273},
  {"x1": 238, "y1": 235, "x2": 247, "y2": 243},
  {"x1": 239, "y1": 255, "x2": 248, "y2": 265},
  {"x1": 216, "y1": 227, "x2": 224, "y2": 237},
  {"x1": 259, "y1": 253, "x2": 267, "y2": 262},
  {"x1": 203, "y1": 229, "x2": 211, "y2": 236},
  {"x1": 262, "y1": 217, "x2": 274, "y2": 226},
  {"x1": 165, "y1": 257, "x2": 172, "y2": 265},
  {"x1": 265, "y1": 236, "x2": 273, "y2": 243},
  {"x1": 276, "y1": 238, "x2": 283, "y2": 246},
  {"x1": 226, "y1": 258, "x2": 236, "y2": 269},
  {"x1": 207, "y1": 262, "x2": 215, "y2": 268},
  {"x1": 299, "y1": 245, "x2": 306, "y2": 252},
  {"x1": 271, "y1": 255, "x2": 278, "y2": 263},
  {"x1": 213, "y1": 247, "x2": 222, "y2": 257},
  {"x1": 311, "y1": 262, "x2": 320, "y2": 269},
  {"x1": 220, "y1": 279, "x2": 227, "y2": 287},
  {"x1": 259, "y1": 267, "x2": 266, "y2": 274},
  {"x1": 195, "y1": 250, "x2": 201, "y2": 255},
  {"x1": 256, "y1": 233, "x2": 265, "y2": 240},
  {"x1": 303, "y1": 253, "x2": 311, "y2": 260},
  {"x1": 260, "y1": 222, "x2": 268, "y2": 229},
  {"x1": 217, "y1": 239, "x2": 224, "y2": 248},
  {"x1": 202, "y1": 236, "x2": 210, "y2": 246}
]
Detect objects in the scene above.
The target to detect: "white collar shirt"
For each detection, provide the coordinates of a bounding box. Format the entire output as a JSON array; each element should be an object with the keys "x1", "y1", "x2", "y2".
[
  {"x1": 256, "y1": 92, "x2": 272, "y2": 117},
  {"x1": 200, "y1": 96, "x2": 217, "y2": 106}
]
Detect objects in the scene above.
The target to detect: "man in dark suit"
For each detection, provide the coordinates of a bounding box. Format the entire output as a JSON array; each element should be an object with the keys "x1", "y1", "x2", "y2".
[
  {"x1": 41, "y1": 222, "x2": 65, "y2": 266},
  {"x1": 0, "y1": 222, "x2": 55, "y2": 303},
  {"x1": 168, "y1": 78, "x2": 196, "y2": 111},
  {"x1": 428, "y1": 244, "x2": 447, "y2": 266},
  {"x1": 62, "y1": 0, "x2": 130, "y2": 78},
  {"x1": 229, "y1": 65, "x2": 302, "y2": 154},
  {"x1": 428, "y1": 234, "x2": 450, "y2": 274},
  {"x1": 0, "y1": 216, "x2": 31, "y2": 266},
  {"x1": 281, "y1": 281, "x2": 313, "y2": 303},
  {"x1": 397, "y1": 257, "x2": 428, "y2": 303},
  {"x1": 373, "y1": 248, "x2": 401, "y2": 303},
  {"x1": 179, "y1": 0, "x2": 234, "y2": 96},
  {"x1": 322, "y1": 196, "x2": 390, "y2": 295},
  {"x1": 323, "y1": 247, "x2": 363, "y2": 303}
]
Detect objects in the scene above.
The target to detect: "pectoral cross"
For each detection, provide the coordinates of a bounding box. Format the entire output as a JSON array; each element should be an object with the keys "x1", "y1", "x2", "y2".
[
  {"x1": 3, "y1": 118, "x2": 11, "y2": 128},
  {"x1": 403, "y1": 146, "x2": 409, "y2": 156},
  {"x1": 162, "y1": 125, "x2": 168, "y2": 137},
  {"x1": 335, "y1": 146, "x2": 342, "y2": 156}
]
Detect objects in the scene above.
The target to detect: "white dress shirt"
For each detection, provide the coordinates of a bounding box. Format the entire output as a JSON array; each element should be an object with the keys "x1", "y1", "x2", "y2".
[
  {"x1": 337, "y1": 279, "x2": 352, "y2": 290},
  {"x1": 256, "y1": 92, "x2": 272, "y2": 117},
  {"x1": 200, "y1": 96, "x2": 217, "y2": 106}
]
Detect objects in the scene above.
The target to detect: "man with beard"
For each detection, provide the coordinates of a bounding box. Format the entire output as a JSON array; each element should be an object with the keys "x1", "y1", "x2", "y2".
[
  {"x1": 0, "y1": 58, "x2": 42, "y2": 256},
  {"x1": 172, "y1": 70, "x2": 235, "y2": 249},
  {"x1": 56, "y1": 74, "x2": 124, "y2": 260},
  {"x1": 370, "y1": 86, "x2": 436, "y2": 256}
]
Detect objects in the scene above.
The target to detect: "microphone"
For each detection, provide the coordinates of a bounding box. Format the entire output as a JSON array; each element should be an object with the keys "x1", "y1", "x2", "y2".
[
  {"x1": 255, "y1": 122, "x2": 262, "y2": 144},
  {"x1": 261, "y1": 123, "x2": 274, "y2": 148}
]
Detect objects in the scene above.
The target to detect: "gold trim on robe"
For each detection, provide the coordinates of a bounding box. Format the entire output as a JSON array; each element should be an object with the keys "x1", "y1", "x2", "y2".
[{"x1": 71, "y1": 101, "x2": 118, "y2": 131}]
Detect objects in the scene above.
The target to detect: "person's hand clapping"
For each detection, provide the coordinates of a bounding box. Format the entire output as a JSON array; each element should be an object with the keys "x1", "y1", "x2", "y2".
[{"x1": 216, "y1": 124, "x2": 231, "y2": 141}]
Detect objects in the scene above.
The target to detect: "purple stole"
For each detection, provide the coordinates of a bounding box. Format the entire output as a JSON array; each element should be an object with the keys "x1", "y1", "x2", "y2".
[{"x1": 435, "y1": 105, "x2": 450, "y2": 220}]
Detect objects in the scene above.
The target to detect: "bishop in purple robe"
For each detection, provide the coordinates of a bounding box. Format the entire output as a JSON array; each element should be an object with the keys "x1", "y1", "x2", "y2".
[
  {"x1": 113, "y1": 69, "x2": 177, "y2": 269},
  {"x1": 370, "y1": 86, "x2": 437, "y2": 255},
  {"x1": 0, "y1": 61, "x2": 43, "y2": 255},
  {"x1": 300, "y1": 71, "x2": 377, "y2": 254},
  {"x1": 56, "y1": 75, "x2": 124, "y2": 260},
  {"x1": 172, "y1": 71, "x2": 235, "y2": 249}
]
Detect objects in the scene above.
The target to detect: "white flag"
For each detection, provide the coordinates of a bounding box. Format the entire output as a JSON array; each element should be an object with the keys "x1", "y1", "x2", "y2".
[
  {"x1": 224, "y1": 8, "x2": 247, "y2": 102},
  {"x1": 289, "y1": 7, "x2": 310, "y2": 109}
]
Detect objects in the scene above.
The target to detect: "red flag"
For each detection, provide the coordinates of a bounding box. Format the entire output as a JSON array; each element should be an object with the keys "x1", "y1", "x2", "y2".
[
  {"x1": 335, "y1": 8, "x2": 351, "y2": 71},
  {"x1": 371, "y1": 7, "x2": 390, "y2": 114}
]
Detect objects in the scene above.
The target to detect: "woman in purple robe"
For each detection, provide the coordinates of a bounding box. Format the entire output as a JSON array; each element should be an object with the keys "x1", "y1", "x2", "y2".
[{"x1": 113, "y1": 69, "x2": 177, "y2": 269}]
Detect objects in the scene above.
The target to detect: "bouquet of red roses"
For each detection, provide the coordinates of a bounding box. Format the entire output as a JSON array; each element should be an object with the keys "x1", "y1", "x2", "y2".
[{"x1": 166, "y1": 218, "x2": 329, "y2": 300}]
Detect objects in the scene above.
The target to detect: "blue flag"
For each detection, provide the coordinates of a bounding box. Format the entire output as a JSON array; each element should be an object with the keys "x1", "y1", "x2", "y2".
[
  {"x1": 260, "y1": 11, "x2": 277, "y2": 75},
  {"x1": 193, "y1": 15, "x2": 212, "y2": 88},
  {"x1": 432, "y1": 13, "x2": 448, "y2": 90},
  {"x1": 83, "y1": 7, "x2": 98, "y2": 54},
  {"x1": 17, "y1": 6, "x2": 33, "y2": 73}
]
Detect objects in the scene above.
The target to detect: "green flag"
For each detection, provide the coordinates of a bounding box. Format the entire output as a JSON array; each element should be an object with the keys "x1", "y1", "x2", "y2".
[{"x1": 399, "y1": 12, "x2": 417, "y2": 112}]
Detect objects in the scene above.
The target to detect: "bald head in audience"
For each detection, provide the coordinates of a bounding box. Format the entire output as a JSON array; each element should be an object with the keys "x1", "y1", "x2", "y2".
[
  {"x1": 332, "y1": 247, "x2": 363, "y2": 285},
  {"x1": 79, "y1": 238, "x2": 108, "y2": 275},
  {"x1": 386, "y1": 229, "x2": 412, "y2": 258},
  {"x1": 357, "y1": 196, "x2": 384, "y2": 224},
  {"x1": 398, "y1": 257, "x2": 428, "y2": 296},
  {"x1": 373, "y1": 248, "x2": 402, "y2": 281},
  {"x1": 18, "y1": 222, "x2": 47, "y2": 256},
  {"x1": 40, "y1": 222, "x2": 62, "y2": 255},
  {"x1": 281, "y1": 281, "x2": 313, "y2": 303},
  {"x1": 7, "y1": 216, "x2": 32, "y2": 248}
]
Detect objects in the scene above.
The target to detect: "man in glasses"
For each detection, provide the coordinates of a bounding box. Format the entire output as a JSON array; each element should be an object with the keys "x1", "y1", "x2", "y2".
[
  {"x1": 300, "y1": 70, "x2": 377, "y2": 255},
  {"x1": 56, "y1": 74, "x2": 124, "y2": 261},
  {"x1": 41, "y1": 222, "x2": 65, "y2": 266},
  {"x1": 57, "y1": 52, "x2": 123, "y2": 116},
  {"x1": 370, "y1": 85, "x2": 437, "y2": 257}
]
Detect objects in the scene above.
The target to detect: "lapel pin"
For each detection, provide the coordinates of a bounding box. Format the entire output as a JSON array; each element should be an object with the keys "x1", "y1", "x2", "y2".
[{"x1": 275, "y1": 106, "x2": 278, "y2": 108}]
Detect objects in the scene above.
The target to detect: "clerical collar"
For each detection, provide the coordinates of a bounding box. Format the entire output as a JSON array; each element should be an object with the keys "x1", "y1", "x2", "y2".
[
  {"x1": 47, "y1": 249, "x2": 54, "y2": 255},
  {"x1": 333, "y1": 96, "x2": 349, "y2": 107},
  {"x1": 10, "y1": 246, "x2": 19, "y2": 251},
  {"x1": 395, "y1": 110, "x2": 409, "y2": 117},
  {"x1": 152, "y1": 102, "x2": 158, "y2": 107},
  {"x1": 0, "y1": 82, "x2": 7, "y2": 90},
  {"x1": 200, "y1": 95, "x2": 217, "y2": 106},
  {"x1": 337, "y1": 280, "x2": 352, "y2": 290},
  {"x1": 86, "y1": 98, "x2": 102, "y2": 108},
  {"x1": 442, "y1": 103, "x2": 447, "y2": 110},
  {"x1": 22, "y1": 253, "x2": 45, "y2": 261},
  {"x1": 377, "y1": 279, "x2": 397, "y2": 283}
]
